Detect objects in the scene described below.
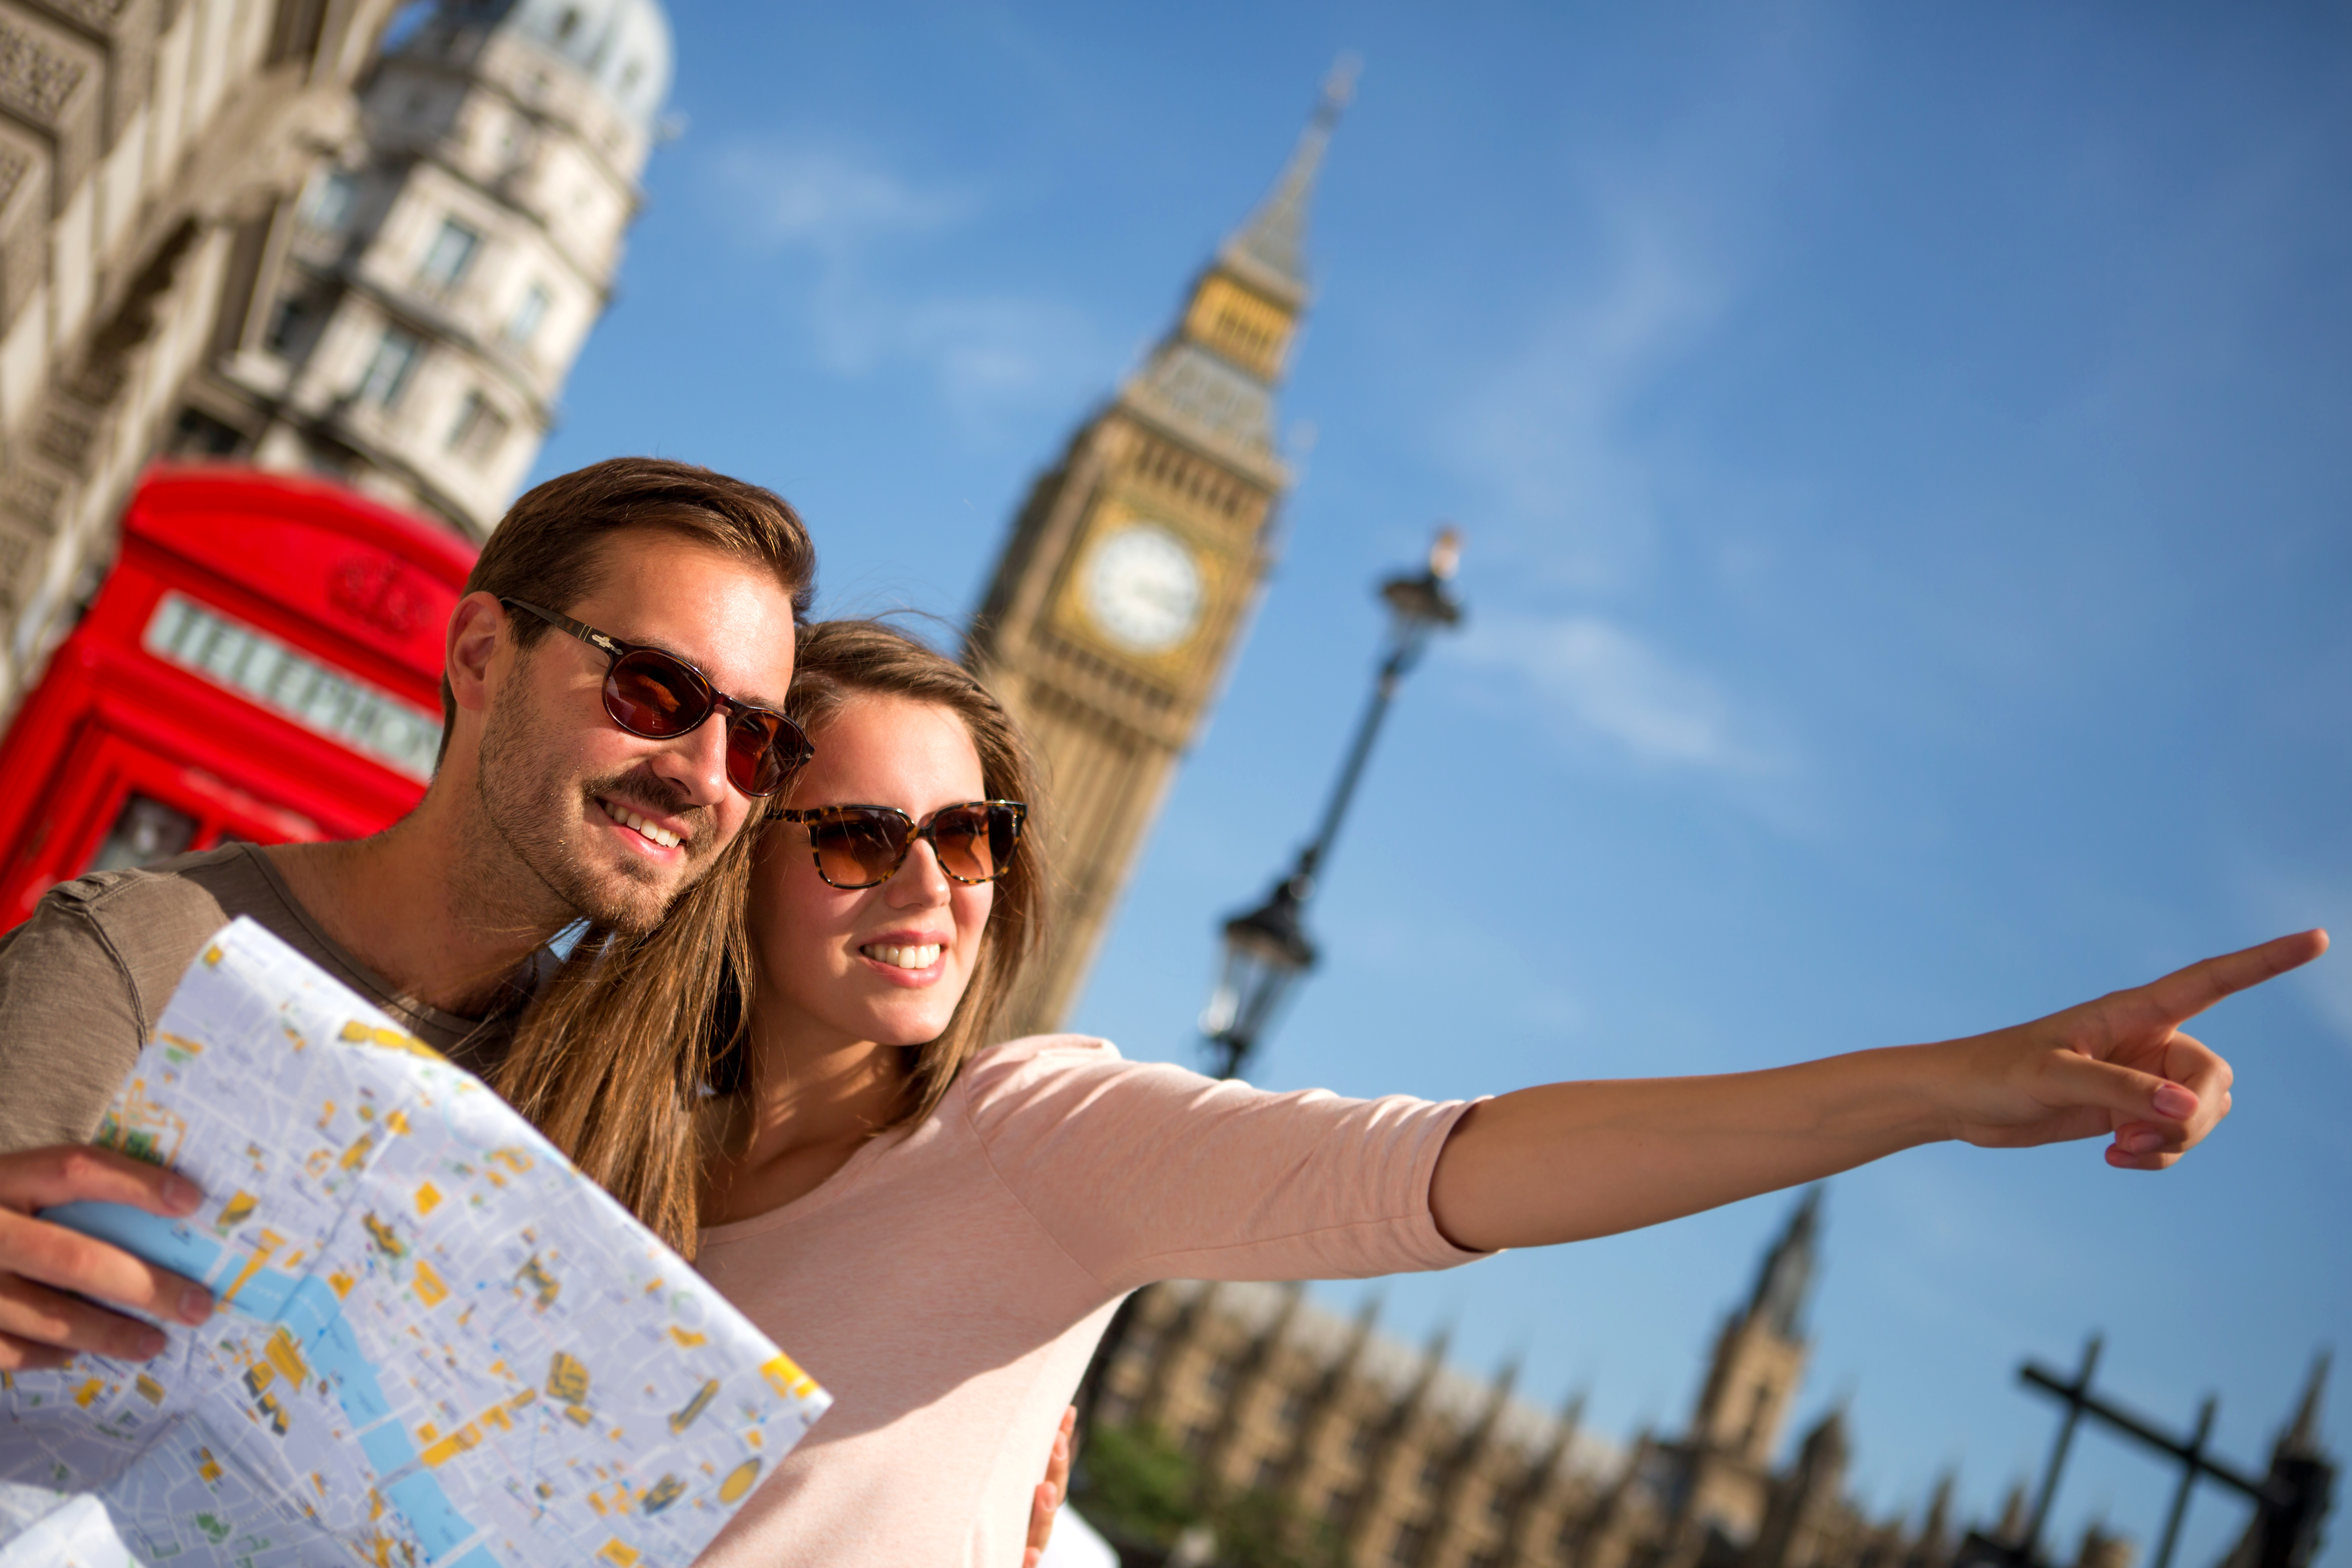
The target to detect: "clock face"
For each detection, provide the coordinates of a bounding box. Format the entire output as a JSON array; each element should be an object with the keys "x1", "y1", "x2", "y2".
[{"x1": 1082, "y1": 522, "x2": 1205, "y2": 655}]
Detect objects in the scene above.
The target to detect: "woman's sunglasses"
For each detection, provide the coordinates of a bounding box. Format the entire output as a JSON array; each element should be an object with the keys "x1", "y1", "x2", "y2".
[
  {"x1": 778, "y1": 801, "x2": 1028, "y2": 889},
  {"x1": 500, "y1": 599, "x2": 814, "y2": 798}
]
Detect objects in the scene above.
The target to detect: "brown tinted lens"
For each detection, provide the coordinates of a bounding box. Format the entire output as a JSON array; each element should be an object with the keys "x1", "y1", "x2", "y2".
[
  {"x1": 927, "y1": 806, "x2": 1000, "y2": 882},
  {"x1": 808, "y1": 809, "x2": 910, "y2": 887},
  {"x1": 723, "y1": 710, "x2": 805, "y2": 797},
  {"x1": 604, "y1": 650, "x2": 712, "y2": 737}
]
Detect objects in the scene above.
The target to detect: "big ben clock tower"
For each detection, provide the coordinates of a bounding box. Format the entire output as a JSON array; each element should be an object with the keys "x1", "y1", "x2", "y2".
[{"x1": 968, "y1": 68, "x2": 1352, "y2": 1035}]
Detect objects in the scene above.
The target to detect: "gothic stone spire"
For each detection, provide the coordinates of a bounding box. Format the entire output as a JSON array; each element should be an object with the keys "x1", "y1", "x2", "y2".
[
  {"x1": 1119, "y1": 58, "x2": 1354, "y2": 482},
  {"x1": 1749, "y1": 1185, "x2": 1825, "y2": 1342},
  {"x1": 1218, "y1": 54, "x2": 1357, "y2": 310}
]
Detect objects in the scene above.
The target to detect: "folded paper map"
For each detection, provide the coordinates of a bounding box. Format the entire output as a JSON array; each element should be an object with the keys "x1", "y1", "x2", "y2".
[{"x1": 0, "y1": 917, "x2": 829, "y2": 1566}]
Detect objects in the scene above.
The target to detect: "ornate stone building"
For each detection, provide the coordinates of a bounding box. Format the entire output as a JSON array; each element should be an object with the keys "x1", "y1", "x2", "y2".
[
  {"x1": 967, "y1": 68, "x2": 1351, "y2": 1034},
  {"x1": 0, "y1": 0, "x2": 666, "y2": 718},
  {"x1": 1084, "y1": 1193, "x2": 2332, "y2": 1568},
  {"x1": 167, "y1": 0, "x2": 670, "y2": 535},
  {"x1": 0, "y1": 0, "x2": 399, "y2": 708},
  {"x1": 1089, "y1": 1192, "x2": 1862, "y2": 1568}
]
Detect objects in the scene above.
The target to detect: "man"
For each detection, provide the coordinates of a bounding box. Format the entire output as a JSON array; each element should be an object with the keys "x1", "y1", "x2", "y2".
[{"x1": 0, "y1": 456, "x2": 813, "y2": 1370}]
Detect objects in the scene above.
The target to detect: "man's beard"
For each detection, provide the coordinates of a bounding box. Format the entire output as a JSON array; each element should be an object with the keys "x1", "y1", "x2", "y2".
[{"x1": 472, "y1": 678, "x2": 719, "y2": 938}]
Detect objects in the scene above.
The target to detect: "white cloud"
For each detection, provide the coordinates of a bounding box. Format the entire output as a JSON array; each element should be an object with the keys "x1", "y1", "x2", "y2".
[
  {"x1": 1438, "y1": 186, "x2": 1732, "y2": 594},
  {"x1": 715, "y1": 145, "x2": 971, "y2": 254},
  {"x1": 1455, "y1": 609, "x2": 1779, "y2": 775},
  {"x1": 703, "y1": 141, "x2": 1103, "y2": 428}
]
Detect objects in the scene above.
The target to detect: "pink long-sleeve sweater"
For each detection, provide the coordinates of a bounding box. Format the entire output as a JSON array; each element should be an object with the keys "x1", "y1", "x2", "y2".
[{"x1": 688, "y1": 1033, "x2": 1487, "y2": 1566}]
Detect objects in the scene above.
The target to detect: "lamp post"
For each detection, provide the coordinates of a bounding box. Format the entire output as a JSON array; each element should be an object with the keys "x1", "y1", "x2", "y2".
[{"x1": 1199, "y1": 526, "x2": 1465, "y2": 1080}]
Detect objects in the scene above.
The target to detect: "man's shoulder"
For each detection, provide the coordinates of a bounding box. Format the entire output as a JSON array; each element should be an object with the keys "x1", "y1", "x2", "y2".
[
  {"x1": 35, "y1": 844, "x2": 297, "y2": 974},
  {"x1": 0, "y1": 845, "x2": 304, "y2": 1152}
]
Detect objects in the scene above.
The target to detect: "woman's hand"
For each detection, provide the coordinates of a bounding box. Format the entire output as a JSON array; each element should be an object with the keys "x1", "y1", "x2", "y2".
[
  {"x1": 1933, "y1": 929, "x2": 2325, "y2": 1169},
  {"x1": 1023, "y1": 1406, "x2": 1075, "y2": 1568}
]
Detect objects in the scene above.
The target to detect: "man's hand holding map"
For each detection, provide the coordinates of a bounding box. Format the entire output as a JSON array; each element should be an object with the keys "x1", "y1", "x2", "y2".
[{"x1": 0, "y1": 917, "x2": 829, "y2": 1566}]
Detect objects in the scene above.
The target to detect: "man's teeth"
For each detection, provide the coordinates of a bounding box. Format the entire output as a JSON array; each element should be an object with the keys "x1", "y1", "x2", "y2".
[
  {"x1": 604, "y1": 802, "x2": 680, "y2": 849},
  {"x1": 862, "y1": 943, "x2": 942, "y2": 971}
]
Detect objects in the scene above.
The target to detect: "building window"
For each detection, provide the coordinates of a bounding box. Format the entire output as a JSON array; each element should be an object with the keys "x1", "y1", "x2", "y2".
[
  {"x1": 1388, "y1": 1521, "x2": 1430, "y2": 1566},
  {"x1": 446, "y1": 389, "x2": 511, "y2": 466},
  {"x1": 417, "y1": 218, "x2": 481, "y2": 288},
  {"x1": 1420, "y1": 1453, "x2": 1449, "y2": 1493},
  {"x1": 1203, "y1": 1359, "x2": 1236, "y2": 1396},
  {"x1": 86, "y1": 795, "x2": 197, "y2": 874},
  {"x1": 1276, "y1": 1390, "x2": 1306, "y2": 1429},
  {"x1": 1252, "y1": 1455, "x2": 1283, "y2": 1492},
  {"x1": 265, "y1": 295, "x2": 313, "y2": 357},
  {"x1": 1349, "y1": 1419, "x2": 1379, "y2": 1459},
  {"x1": 357, "y1": 327, "x2": 423, "y2": 407},
  {"x1": 170, "y1": 408, "x2": 244, "y2": 456},
  {"x1": 303, "y1": 169, "x2": 358, "y2": 231},
  {"x1": 506, "y1": 282, "x2": 551, "y2": 347}
]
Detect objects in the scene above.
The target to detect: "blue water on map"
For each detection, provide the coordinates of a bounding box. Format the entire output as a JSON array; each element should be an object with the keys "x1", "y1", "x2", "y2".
[
  {"x1": 41, "y1": 1200, "x2": 492, "y2": 1565},
  {"x1": 41, "y1": 1202, "x2": 223, "y2": 1285}
]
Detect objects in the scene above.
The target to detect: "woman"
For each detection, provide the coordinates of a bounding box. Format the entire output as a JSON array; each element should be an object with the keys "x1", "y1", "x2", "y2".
[{"x1": 500, "y1": 619, "x2": 2323, "y2": 1568}]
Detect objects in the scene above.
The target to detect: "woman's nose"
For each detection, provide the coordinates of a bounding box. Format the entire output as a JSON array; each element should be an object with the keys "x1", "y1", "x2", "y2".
[{"x1": 887, "y1": 840, "x2": 952, "y2": 904}]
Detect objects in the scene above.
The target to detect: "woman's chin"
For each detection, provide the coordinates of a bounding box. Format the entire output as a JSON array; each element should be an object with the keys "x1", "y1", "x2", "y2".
[{"x1": 856, "y1": 1007, "x2": 959, "y2": 1050}]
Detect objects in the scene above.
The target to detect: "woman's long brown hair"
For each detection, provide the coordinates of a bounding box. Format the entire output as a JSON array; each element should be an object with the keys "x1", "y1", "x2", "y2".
[{"x1": 493, "y1": 618, "x2": 1048, "y2": 1256}]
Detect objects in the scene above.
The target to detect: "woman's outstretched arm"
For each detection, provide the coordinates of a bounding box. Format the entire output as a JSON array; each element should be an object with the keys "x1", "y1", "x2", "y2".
[{"x1": 1427, "y1": 929, "x2": 2328, "y2": 1254}]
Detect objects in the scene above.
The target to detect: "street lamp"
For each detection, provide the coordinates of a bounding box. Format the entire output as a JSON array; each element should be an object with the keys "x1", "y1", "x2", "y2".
[{"x1": 1200, "y1": 525, "x2": 1466, "y2": 1080}]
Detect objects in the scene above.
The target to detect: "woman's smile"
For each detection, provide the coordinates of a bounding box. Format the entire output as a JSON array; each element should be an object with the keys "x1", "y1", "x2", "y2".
[{"x1": 857, "y1": 932, "x2": 949, "y2": 981}]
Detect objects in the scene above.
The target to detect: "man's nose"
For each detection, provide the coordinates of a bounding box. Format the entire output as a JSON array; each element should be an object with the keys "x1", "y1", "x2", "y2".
[{"x1": 650, "y1": 710, "x2": 733, "y2": 806}]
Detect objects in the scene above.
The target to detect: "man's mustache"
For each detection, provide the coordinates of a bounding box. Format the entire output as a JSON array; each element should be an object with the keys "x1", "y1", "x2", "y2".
[{"x1": 584, "y1": 767, "x2": 717, "y2": 853}]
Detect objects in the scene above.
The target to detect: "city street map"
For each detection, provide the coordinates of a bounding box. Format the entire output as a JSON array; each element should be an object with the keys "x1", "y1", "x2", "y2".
[{"x1": 0, "y1": 917, "x2": 831, "y2": 1566}]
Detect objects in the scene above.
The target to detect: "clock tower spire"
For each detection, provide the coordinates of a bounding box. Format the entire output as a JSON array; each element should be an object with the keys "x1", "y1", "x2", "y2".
[{"x1": 968, "y1": 63, "x2": 1354, "y2": 1036}]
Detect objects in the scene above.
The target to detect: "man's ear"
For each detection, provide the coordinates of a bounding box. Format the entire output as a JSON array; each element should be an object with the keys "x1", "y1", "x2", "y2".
[{"x1": 446, "y1": 592, "x2": 508, "y2": 716}]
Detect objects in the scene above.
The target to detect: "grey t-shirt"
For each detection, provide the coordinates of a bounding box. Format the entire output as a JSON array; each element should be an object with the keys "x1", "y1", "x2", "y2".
[{"x1": 0, "y1": 844, "x2": 517, "y2": 1156}]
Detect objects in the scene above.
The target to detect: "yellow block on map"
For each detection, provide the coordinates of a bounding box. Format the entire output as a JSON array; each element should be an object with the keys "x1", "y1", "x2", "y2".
[{"x1": 760, "y1": 1353, "x2": 819, "y2": 1401}]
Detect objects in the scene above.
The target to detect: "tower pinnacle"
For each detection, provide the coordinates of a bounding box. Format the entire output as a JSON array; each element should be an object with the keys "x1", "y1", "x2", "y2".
[
  {"x1": 1749, "y1": 1186, "x2": 1824, "y2": 1341},
  {"x1": 1219, "y1": 53, "x2": 1359, "y2": 310},
  {"x1": 2278, "y1": 1349, "x2": 2332, "y2": 1461}
]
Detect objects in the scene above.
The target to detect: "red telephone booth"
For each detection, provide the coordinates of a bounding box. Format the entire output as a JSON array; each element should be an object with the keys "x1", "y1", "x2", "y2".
[{"x1": 0, "y1": 465, "x2": 477, "y2": 927}]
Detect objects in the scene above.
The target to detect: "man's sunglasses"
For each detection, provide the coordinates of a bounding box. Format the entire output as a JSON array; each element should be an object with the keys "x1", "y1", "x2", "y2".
[
  {"x1": 500, "y1": 599, "x2": 814, "y2": 798},
  {"x1": 777, "y1": 801, "x2": 1028, "y2": 889}
]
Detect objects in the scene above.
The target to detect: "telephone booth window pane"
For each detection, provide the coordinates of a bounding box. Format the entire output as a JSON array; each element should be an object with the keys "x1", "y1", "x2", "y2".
[{"x1": 86, "y1": 795, "x2": 198, "y2": 874}]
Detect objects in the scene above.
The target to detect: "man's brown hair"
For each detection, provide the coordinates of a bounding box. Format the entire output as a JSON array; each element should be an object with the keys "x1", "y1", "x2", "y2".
[{"x1": 437, "y1": 457, "x2": 818, "y2": 760}]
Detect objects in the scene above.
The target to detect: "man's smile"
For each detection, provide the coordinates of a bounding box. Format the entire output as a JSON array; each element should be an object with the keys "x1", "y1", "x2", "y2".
[{"x1": 594, "y1": 795, "x2": 687, "y2": 852}]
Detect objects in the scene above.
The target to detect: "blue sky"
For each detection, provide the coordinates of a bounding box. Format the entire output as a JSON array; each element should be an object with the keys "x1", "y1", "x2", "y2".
[{"x1": 528, "y1": 3, "x2": 2352, "y2": 1561}]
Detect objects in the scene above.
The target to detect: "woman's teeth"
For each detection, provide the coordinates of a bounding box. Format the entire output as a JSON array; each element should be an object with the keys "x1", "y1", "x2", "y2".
[
  {"x1": 862, "y1": 943, "x2": 942, "y2": 970},
  {"x1": 602, "y1": 801, "x2": 680, "y2": 849}
]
